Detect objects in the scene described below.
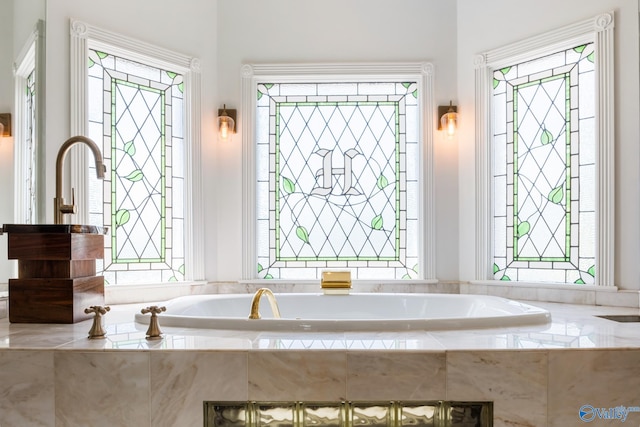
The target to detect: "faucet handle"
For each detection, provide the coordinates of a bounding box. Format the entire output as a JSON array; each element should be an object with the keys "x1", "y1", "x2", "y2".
[
  {"x1": 140, "y1": 306, "x2": 166, "y2": 340},
  {"x1": 60, "y1": 188, "x2": 76, "y2": 214},
  {"x1": 84, "y1": 305, "x2": 110, "y2": 339}
]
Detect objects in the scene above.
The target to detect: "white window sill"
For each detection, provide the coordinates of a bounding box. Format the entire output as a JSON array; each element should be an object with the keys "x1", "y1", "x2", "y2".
[{"x1": 466, "y1": 280, "x2": 640, "y2": 308}]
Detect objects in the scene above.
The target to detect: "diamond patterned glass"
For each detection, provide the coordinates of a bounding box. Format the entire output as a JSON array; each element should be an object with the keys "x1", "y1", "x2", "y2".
[
  {"x1": 23, "y1": 69, "x2": 37, "y2": 224},
  {"x1": 492, "y1": 43, "x2": 595, "y2": 284},
  {"x1": 256, "y1": 82, "x2": 420, "y2": 280},
  {"x1": 87, "y1": 49, "x2": 185, "y2": 284}
]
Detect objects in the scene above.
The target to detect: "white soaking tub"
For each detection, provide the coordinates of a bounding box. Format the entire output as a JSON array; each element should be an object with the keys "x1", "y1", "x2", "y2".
[{"x1": 134, "y1": 293, "x2": 551, "y2": 332}]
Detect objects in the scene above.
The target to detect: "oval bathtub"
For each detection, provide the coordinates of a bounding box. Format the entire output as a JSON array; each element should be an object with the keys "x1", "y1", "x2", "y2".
[{"x1": 134, "y1": 293, "x2": 551, "y2": 332}]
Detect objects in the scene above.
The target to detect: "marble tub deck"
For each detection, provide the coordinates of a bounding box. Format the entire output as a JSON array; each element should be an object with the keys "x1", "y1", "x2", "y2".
[{"x1": 1, "y1": 300, "x2": 640, "y2": 427}]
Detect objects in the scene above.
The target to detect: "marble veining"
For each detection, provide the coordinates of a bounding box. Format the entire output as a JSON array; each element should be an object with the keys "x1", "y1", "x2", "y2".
[
  {"x1": 347, "y1": 351, "x2": 446, "y2": 400},
  {"x1": 0, "y1": 351, "x2": 55, "y2": 427},
  {"x1": 55, "y1": 352, "x2": 150, "y2": 426},
  {"x1": 447, "y1": 351, "x2": 548, "y2": 427}
]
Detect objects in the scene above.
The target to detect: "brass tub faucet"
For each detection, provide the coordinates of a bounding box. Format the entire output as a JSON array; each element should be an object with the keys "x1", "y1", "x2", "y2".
[{"x1": 248, "y1": 288, "x2": 281, "y2": 319}]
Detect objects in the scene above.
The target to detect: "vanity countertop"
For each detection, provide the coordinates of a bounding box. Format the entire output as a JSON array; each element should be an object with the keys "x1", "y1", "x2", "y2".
[{"x1": 1, "y1": 224, "x2": 108, "y2": 235}]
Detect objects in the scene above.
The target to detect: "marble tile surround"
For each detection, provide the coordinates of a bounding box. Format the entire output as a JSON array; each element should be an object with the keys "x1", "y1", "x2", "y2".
[{"x1": 0, "y1": 301, "x2": 640, "y2": 426}]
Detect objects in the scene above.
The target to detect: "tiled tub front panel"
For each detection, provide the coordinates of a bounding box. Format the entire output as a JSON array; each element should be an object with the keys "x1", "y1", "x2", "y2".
[{"x1": 0, "y1": 349, "x2": 639, "y2": 427}]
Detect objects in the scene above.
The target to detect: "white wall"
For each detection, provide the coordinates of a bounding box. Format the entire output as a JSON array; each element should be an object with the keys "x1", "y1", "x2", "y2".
[
  {"x1": 0, "y1": 0, "x2": 15, "y2": 284},
  {"x1": 215, "y1": 0, "x2": 460, "y2": 281},
  {"x1": 0, "y1": 0, "x2": 45, "y2": 284},
  {"x1": 456, "y1": 0, "x2": 640, "y2": 289}
]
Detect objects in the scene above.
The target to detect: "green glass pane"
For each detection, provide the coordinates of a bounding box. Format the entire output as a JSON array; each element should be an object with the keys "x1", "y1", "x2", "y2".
[
  {"x1": 256, "y1": 81, "x2": 419, "y2": 279},
  {"x1": 493, "y1": 43, "x2": 595, "y2": 283},
  {"x1": 87, "y1": 48, "x2": 185, "y2": 284}
]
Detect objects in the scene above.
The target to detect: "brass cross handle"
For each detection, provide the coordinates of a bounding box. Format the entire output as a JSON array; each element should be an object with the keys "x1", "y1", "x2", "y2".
[
  {"x1": 140, "y1": 306, "x2": 166, "y2": 340},
  {"x1": 84, "y1": 305, "x2": 110, "y2": 339}
]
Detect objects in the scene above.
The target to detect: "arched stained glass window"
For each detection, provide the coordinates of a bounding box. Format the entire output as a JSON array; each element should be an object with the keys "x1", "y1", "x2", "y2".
[{"x1": 492, "y1": 43, "x2": 596, "y2": 284}]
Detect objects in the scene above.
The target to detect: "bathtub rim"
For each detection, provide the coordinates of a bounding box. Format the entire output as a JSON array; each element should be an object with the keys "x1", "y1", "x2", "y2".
[{"x1": 134, "y1": 292, "x2": 552, "y2": 332}]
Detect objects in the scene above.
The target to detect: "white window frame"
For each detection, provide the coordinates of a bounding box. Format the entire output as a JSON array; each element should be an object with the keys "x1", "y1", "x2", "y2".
[
  {"x1": 474, "y1": 12, "x2": 615, "y2": 286},
  {"x1": 69, "y1": 19, "x2": 204, "y2": 282},
  {"x1": 241, "y1": 63, "x2": 436, "y2": 280},
  {"x1": 13, "y1": 19, "x2": 46, "y2": 224}
]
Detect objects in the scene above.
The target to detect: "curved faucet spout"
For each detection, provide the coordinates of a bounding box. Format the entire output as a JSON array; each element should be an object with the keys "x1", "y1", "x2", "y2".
[
  {"x1": 248, "y1": 288, "x2": 281, "y2": 319},
  {"x1": 54, "y1": 136, "x2": 106, "y2": 224}
]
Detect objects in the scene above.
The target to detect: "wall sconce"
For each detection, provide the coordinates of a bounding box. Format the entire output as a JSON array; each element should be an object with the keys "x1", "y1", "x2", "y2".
[
  {"x1": 217, "y1": 105, "x2": 236, "y2": 141},
  {"x1": 438, "y1": 101, "x2": 458, "y2": 138},
  {"x1": 0, "y1": 113, "x2": 11, "y2": 139}
]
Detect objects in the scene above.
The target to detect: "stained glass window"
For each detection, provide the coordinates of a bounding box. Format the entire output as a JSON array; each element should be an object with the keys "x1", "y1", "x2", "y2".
[
  {"x1": 256, "y1": 82, "x2": 420, "y2": 280},
  {"x1": 23, "y1": 70, "x2": 37, "y2": 224},
  {"x1": 87, "y1": 48, "x2": 186, "y2": 284},
  {"x1": 492, "y1": 43, "x2": 595, "y2": 284}
]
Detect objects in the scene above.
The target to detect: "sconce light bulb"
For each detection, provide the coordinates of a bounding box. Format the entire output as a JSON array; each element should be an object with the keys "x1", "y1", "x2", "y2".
[
  {"x1": 446, "y1": 117, "x2": 456, "y2": 137},
  {"x1": 220, "y1": 121, "x2": 229, "y2": 140}
]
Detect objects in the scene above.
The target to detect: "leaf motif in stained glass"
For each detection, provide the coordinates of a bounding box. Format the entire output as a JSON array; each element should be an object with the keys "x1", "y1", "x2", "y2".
[
  {"x1": 283, "y1": 177, "x2": 295, "y2": 194},
  {"x1": 501, "y1": 275, "x2": 511, "y2": 281},
  {"x1": 96, "y1": 51, "x2": 109, "y2": 59},
  {"x1": 257, "y1": 91, "x2": 263, "y2": 101},
  {"x1": 178, "y1": 82, "x2": 184, "y2": 93},
  {"x1": 168, "y1": 276, "x2": 177, "y2": 282},
  {"x1": 548, "y1": 186, "x2": 563, "y2": 204},
  {"x1": 499, "y1": 66, "x2": 512, "y2": 75},
  {"x1": 178, "y1": 264, "x2": 185, "y2": 275},
  {"x1": 493, "y1": 263, "x2": 500, "y2": 274},
  {"x1": 575, "y1": 278, "x2": 585, "y2": 284},
  {"x1": 516, "y1": 221, "x2": 530, "y2": 238},
  {"x1": 264, "y1": 84, "x2": 274, "y2": 89},
  {"x1": 115, "y1": 209, "x2": 130, "y2": 228},
  {"x1": 587, "y1": 265, "x2": 595, "y2": 277},
  {"x1": 125, "y1": 170, "x2": 144, "y2": 182},
  {"x1": 493, "y1": 78, "x2": 500, "y2": 89},
  {"x1": 376, "y1": 174, "x2": 389, "y2": 190},
  {"x1": 88, "y1": 58, "x2": 95, "y2": 68},
  {"x1": 296, "y1": 226, "x2": 310, "y2": 244},
  {"x1": 257, "y1": 263, "x2": 264, "y2": 273},
  {"x1": 402, "y1": 82, "x2": 411, "y2": 88},
  {"x1": 264, "y1": 273, "x2": 273, "y2": 279},
  {"x1": 412, "y1": 89, "x2": 418, "y2": 99},
  {"x1": 124, "y1": 140, "x2": 136, "y2": 156},
  {"x1": 371, "y1": 215, "x2": 384, "y2": 231},
  {"x1": 574, "y1": 45, "x2": 586, "y2": 53},
  {"x1": 587, "y1": 52, "x2": 595, "y2": 63},
  {"x1": 402, "y1": 274, "x2": 410, "y2": 279},
  {"x1": 540, "y1": 129, "x2": 554, "y2": 145},
  {"x1": 166, "y1": 71, "x2": 177, "y2": 79}
]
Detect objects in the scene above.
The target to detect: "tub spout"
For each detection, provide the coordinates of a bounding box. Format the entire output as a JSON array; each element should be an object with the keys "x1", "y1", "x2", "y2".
[
  {"x1": 54, "y1": 135, "x2": 106, "y2": 224},
  {"x1": 248, "y1": 288, "x2": 281, "y2": 319}
]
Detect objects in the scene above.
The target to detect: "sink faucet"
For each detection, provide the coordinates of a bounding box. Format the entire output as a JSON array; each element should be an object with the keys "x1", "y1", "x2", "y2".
[
  {"x1": 54, "y1": 136, "x2": 106, "y2": 224},
  {"x1": 248, "y1": 288, "x2": 282, "y2": 319}
]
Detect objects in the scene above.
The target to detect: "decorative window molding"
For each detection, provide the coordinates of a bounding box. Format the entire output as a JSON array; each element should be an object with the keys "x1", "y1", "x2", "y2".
[
  {"x1": 241, "y1": 63, "x2": 435, "y2": 280},
  {"x1": 13, "y1": 19, "x2": 46, "y2": 224},
  {"x1": 474, "y1": 12, "x2": 614, "y2": 286},
  {"x1": 69, "y1": 19, "x2": 204, "y2": 282}
]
